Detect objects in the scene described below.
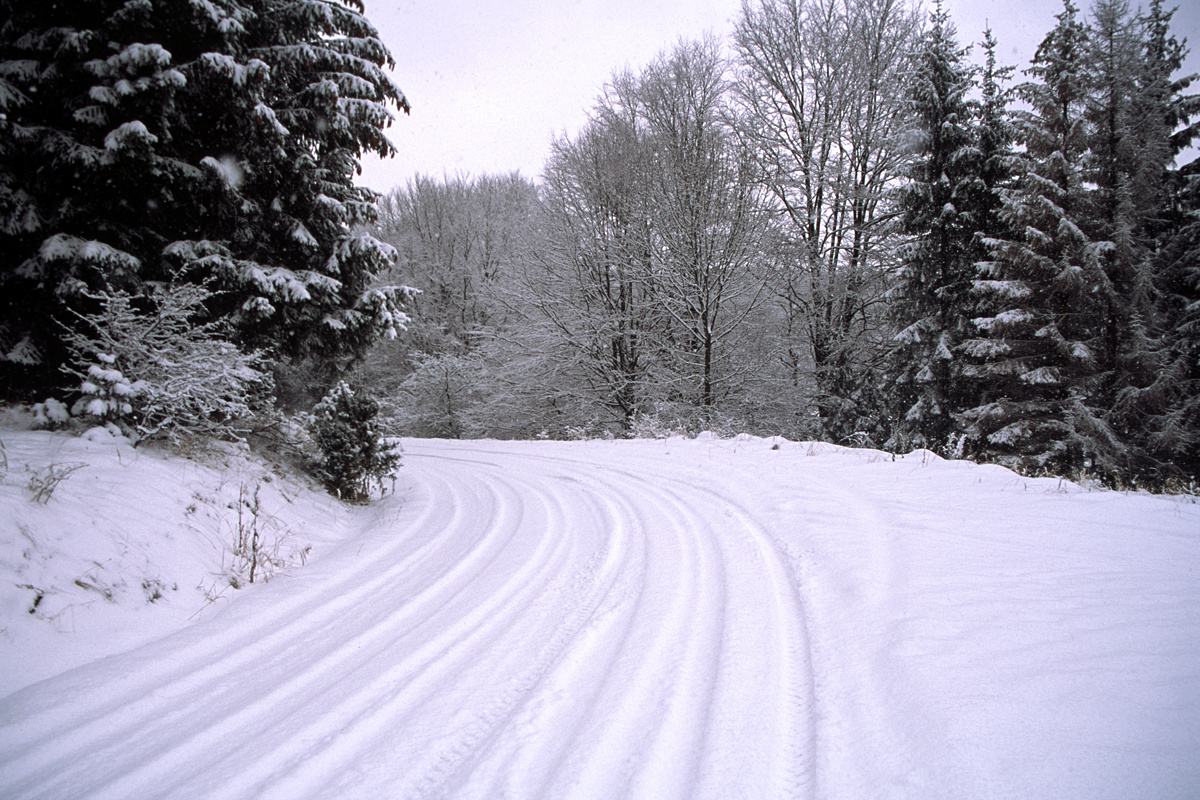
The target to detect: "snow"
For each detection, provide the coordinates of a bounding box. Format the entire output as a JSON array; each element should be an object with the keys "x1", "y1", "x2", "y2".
[
  {"x1": 198, "y1": 53, "x2": 269, "y2": 88},
  {"x1": 973, "y1": 308, "x2": 1035, "y2": 332},
  {"x1": 253, "y1": 102, "x2": 290, "y2": 138},
  {"x1": 36, "y1": 234, "x2": 141, "y2": 273},
  {"x1": 1020, "y1": 365, "x2": 1062, "y2": 385},
  {"x1": 0, "y1": 427, "x2": 344, "y2": 696},
  {"x1": 972, "y1": 279, "x2": 1032, "y2": 300},
  {"x1": 291, "y1": 222, "x2": 318, "y2": 248},
  {"x1": 200, "y1": 155, "x2": 245, "y2": 189},
  {"x1": 1, "y1": 430, "x2": 1198, "y2": 799}
]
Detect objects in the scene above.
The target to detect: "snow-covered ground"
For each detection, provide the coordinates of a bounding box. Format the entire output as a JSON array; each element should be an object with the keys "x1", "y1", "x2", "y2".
[{"x1": 1, "y1": 428, "x2": 1198, "y2": 799}]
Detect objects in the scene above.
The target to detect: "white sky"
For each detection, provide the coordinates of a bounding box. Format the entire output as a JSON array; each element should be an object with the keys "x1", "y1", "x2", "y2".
[{"x1": 357, "y1": 0, "x2": 1200, "y2": 193}]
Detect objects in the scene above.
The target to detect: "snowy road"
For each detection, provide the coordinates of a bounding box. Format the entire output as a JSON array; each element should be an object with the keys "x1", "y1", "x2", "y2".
[{"x1": 2, "y1": 437, "x2": 1199, "y2": 799}]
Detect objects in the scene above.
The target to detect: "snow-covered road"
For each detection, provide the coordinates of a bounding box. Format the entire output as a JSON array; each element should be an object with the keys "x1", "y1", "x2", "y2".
[{"x1": 2, "y1": 436, "x2": 1199, "y2": 799}]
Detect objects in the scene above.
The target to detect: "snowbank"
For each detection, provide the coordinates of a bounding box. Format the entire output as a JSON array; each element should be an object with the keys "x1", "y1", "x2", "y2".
[{"x1": 0, "y1": 426, "x2": 347, "y2": 695}]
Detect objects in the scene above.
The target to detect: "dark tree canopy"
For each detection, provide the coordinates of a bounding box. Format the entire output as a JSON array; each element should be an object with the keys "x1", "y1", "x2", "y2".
[
  {"x1": 0, "y1": 0, "x2": 413, "y2": 397},
  {"x1": 888, "y1": 3, "x2": 981, "y2": 450}
]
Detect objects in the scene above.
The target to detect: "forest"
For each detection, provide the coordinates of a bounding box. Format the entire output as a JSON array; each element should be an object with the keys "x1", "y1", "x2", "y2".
[
  {"x1": 1, "y1": 0, "x2": 1198, "y2": 488},
  {"x1": 365, "y1": 0, "x2": 1200, "y2": 486}
]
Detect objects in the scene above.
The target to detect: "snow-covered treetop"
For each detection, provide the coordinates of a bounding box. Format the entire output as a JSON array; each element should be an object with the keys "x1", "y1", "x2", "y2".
[{"x1": 1, "y1": 0, "x2": 414, "y2": 388}]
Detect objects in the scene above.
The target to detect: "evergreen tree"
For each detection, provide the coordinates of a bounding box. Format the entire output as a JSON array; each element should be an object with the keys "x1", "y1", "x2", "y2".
[
  {"x1": 1080, "y1": 0, "x2": 1164, "y2": 470},
  {"x1": 1154, "y1": 174, "x2": 1200, "y2": 480},
  {"x1": 956, "y1": 27, "x2": 1018, "y2": 453},
  {"x1": 1140, "y1": 0, "x2": 1200, "y2": 480},
  {"x1": 308, "y1": 380, "x2": 400, "y2": 500},
  {"x1": 889, "y1": 2, "x2": 980, "y2": 451},
  {"x1": 959, "y1": 0, "x2": 1123, "y2": 476},
  {"x1": 974, "y1": 28, "x2": 1016, "y2": 245},
  {"x1": 0, "y1": 0, "x2": 413, "y2": 399}
]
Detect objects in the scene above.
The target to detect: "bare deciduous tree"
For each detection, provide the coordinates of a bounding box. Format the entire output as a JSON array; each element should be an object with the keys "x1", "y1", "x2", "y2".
[
  {"x1": 639, "y1": 38, "x2": 772, "y2": 409},
  {"x1": 533, "y1": 78, "x2": 660, "y2": 428},
  {"x1": 531, "y1": 38, "x2": 772, "y2": 430},
  {"x1": 733, "y1": 0, "x2": 920, "y2": 441}
]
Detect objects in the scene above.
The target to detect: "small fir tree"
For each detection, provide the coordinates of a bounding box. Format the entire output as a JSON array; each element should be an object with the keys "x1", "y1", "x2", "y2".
[{"x1": 308, "y1": 381, "x2": 399, "y2": 500}]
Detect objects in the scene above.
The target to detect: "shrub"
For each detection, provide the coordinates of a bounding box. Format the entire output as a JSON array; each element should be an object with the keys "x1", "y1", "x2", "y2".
[{"x1": 61, "y1": 285, "x2": 273, "y2": 442}]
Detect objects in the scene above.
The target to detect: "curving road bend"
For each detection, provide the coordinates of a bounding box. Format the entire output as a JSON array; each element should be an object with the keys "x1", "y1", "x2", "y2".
[
  {"x1": 0, "y1": 439, "x2": 820, "y2": 800},
  {"x1": 6, "y1": 437, "x2": 1198, "y2": 799}
]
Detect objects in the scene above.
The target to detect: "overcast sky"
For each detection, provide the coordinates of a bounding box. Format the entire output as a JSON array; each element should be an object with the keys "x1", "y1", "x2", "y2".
[{"x1": 357, "y1": 0, "x2": 1200, "y2": 193}]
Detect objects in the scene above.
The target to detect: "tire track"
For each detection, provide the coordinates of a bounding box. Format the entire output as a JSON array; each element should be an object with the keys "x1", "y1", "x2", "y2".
[
  {"x1": 0, "y1": 439, "x2": 820, "y2": 799},
  {"x1": 418, "y1": 441, "x2": 815, "y2": 799},
  {"x1": 1, "y1": 461, "x2": 559, "y2": 798}
]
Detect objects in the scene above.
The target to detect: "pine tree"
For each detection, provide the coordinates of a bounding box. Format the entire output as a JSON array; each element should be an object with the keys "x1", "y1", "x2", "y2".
[
  {"x1": 0, "y1": 0, "x2": 414, "y2": 399},
  {"x1": 974, "y1": 28, "x2": 1016, "y2": 246},
  {"x1": 889, "y1": 2, "x2": 980, "y2": 451},
  {"x1": 308, "y1": 380, "x2": 399, "y2": 500},
  {"x1": 1080, "y1": 0, "x2": 1163, "y2": 468},
  {"x1": 1154, "y1": 174, "x2": 1200, "y2": 481},
  {"x1": 959, "y1": 0, "x2": 1123, "y2": 476},
  {"x1": 1140, "y1": 0, "x2": 1200, "y2": 481},
  {"x1": 956, "y1": 27, "x2": 1018, "y2": 455}
]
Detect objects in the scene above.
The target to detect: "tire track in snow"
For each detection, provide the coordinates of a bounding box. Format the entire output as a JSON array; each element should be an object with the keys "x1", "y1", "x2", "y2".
[
  {"x1": 418, "y1": 442, "x2": 816, "y2": 799},
  {"x1": 0, "y1": 440, "x2": 818, "y2": 799},
  {"x1": 534, "y1": 462, "x2": 726, "y2": 800},
  {"x1": 91, "y1": 467, "x2": 570, "y2": 800},
  {"x1": 0, "y1": 467, "x2": 462, "y2": 762},
  {"x1": 246, "y1": 460, "x2": 632, "y2": 800},
  {"x1": 1, "y1": 464, "x2": 562, "y2": 798},
  {"x1": 678, "y1": 477, "x2": 818, "y2": 799},
  {"x1": 563, "y1": 457, "x2": 815, "y2": 800}
]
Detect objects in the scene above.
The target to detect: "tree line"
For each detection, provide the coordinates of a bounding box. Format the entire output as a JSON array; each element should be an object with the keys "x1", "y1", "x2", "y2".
[
  {"x1": 1, "y1": 0, "x2": 1195, "y2": 488},
  {"x1": 368, "y1": 0, "x2": 1199, "y2": 486}
]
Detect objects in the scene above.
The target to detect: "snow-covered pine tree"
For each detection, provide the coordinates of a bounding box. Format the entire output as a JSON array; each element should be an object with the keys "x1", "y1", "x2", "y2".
[
  {"x1": 0, "y1": 0, "x2": 414, "y2": 399},
  {"x1": 308, "y1": 380, "x2": 399, "y2": 500},
  {"x1": 888, "y1": 2, "x2": 981, "y2": 452},
  {"x1": 1136, "y1": 0, "x2": 1200, "y2": 481},
  {"x1": 959, "y1": 0, "x2": 1124, "y2": 476},
  {"x1": 974, "y1": 28, "x2": 1016, "y2": 247},
  {"x1": 1078, "y1": 0, "x2": 1160, "y2": 459},
  {"x1": 1153, "y1": 174, "x2": 1200, "y2": 481},
  {"x1": 954, "y1": 27, "x2": 1019, "y2": 429},
  {"x1": 955, "y1": 28, "x2": 1018, "y2": 456}
]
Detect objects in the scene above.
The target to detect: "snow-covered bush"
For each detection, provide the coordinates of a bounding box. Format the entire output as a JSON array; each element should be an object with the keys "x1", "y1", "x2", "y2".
[
  {"x1": 72, "y1": 353, "x2": 139, "y2": 423},
  {"x1": 628, "y1": 403, "x2": 753, "y2": 440},
  {"x1": 396, "y1": 353, "x2": 488, "y2": 439},
  {"x1": 31, "y1": 398, "x2": 70, "y2": 430},
  {"x1": 61, "y1": 285, "x2": 273, "y2": 443},
  {"x1": 308, "y1": 382, "x2": 400, "y2": 501}
]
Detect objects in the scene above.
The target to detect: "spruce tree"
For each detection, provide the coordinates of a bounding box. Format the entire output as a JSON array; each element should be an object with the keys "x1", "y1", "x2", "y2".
[
  {"x1": 889, "y1": 2, "x2": 980, "y2": 452},
  {"x1": 957, "y1": 28, "x2": 1017, "y2": 447},
  {"x1": 974, "y1": 28, "x2": 1016, "y2": 248},
  {"x1": 308, "y1": 380, "x2": 400, "y2": 500},
  {"x1": 1154, "y1": 175, "x2": 1200, "y2": 481},
  {"x1": 0, "y1": 0, "x2": 413, "y2": 399},
  {"x1": 960, "y1": 0, "x2": 1123, "y2": 476},
  {"x1": 1140, "y1": 0, "x2": 1200, "y2": 481},
  {"x1": 1080, "y1": 0, "x2": 1163, "y2": 470}
]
